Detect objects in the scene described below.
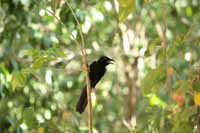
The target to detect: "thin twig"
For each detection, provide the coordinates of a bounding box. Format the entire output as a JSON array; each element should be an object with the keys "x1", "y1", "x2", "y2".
[
  {"x1": 65, "y1": 1, "x2": 93, "y2": 133},
  {"x1": 158, "y1": 3, "x2": 168, "y2": 132},
  {"x1": 161, "y1": 6, "x2": 169, "y2": 88},
  {"x1": 35, "y1": 0, "x2": 82, "y2": 51},
  {"x1": 44, "y1": 8, "x2": 80, "y2": 46}
]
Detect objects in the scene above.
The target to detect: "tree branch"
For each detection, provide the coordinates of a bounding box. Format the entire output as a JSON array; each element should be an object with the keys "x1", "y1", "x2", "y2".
[
  {"x1": 65, "y1": 1, "x2": 93, "y2": 133},
  {"x1": 37, "y1": 0, "x2": 93, "y2": 132}
]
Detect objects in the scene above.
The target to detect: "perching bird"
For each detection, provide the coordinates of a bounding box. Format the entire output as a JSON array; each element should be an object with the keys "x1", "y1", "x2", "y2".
[{"x1": 76, "y1": 56, "x2": 114, "y2": 114}]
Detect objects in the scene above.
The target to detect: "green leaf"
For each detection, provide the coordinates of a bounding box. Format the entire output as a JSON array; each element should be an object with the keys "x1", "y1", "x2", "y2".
[
  {"x1": 11, "y1": 68, "x2": 33, "y2": 91},
  {"x1": 185, "y1": 6, "x2": 192, "y2": 17},
  {"x1": 141, "y1": 67, "x2": 166, "y2": 95},
  {"x1": 11, "y1": 71, "x2": 27, "y2": 91},
  {"x1": 21, "y1": 68, "x2": 34, "y2": 75},
  {"x1": 118, "y1": 0, "x2": 135, "y2": 21},
  {"x1": 51, "y1": 0, "x2": 61, "y2": 12},
  {"x1": 193, "y1": 81, "x2": 200, "y2": 91},
  {"x1": 149, "y1": 94, "x2": 166, "y2": 109},
  {"x1": 171, "y1": 110, "x2": 194, "y2": 133},
  {"x1": 0, "y1": 63, "x2": 9, "y2": 76},
  {"x1": 53, "y1": 47, "x2": 65, "y2": 57},
  {"x1": 23, "y1": 108, "x2": 35, "y2": 128},
  {"x1": 27, "y1": 47, "x2": 65, "y2": 70},
  {"x1": 32, "y1": 57, "x2": 45, "y2": 69}
]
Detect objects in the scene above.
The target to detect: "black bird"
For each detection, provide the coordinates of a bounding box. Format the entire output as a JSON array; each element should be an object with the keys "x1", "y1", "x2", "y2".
[{"x1": 76, "y1": 56, "x2": 114, "y2": 113}]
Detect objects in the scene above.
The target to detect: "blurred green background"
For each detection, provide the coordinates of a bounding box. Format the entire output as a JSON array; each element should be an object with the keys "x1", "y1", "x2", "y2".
[{"x1": 0, "y1": 0, "x2": 200, "y2": 132}]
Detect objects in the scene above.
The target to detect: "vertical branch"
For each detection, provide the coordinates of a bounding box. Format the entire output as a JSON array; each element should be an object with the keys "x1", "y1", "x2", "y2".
[
  {"x1": 161, "y1": 3, "x2": 169, "y2": 89},
  {"x1": 112, "y1": 0, "x2": 139, "y2": 129},
  {"x1": 160, "y1": 8, "x2": 168, "y2": 133},
  {"x1": 150, "y1": 2, "x2": 168, "y2": 131},
  {"x1": 150, "y1": 8, "x2": 169, "y2": 94},
  {"x1": 124, "y1": 56, "x2": 138, "y2": 130},
  {"x1": 150, "y1": 10, "x2": 168, "y2": 84},
  {"x1": 65, "y1": 1, "x2": 93, "y2": 133}
]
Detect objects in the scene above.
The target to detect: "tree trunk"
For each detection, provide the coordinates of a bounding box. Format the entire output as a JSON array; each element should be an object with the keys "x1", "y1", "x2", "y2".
[{"x1": 124, "y1": 56, "x2": 138, "y2": 129}]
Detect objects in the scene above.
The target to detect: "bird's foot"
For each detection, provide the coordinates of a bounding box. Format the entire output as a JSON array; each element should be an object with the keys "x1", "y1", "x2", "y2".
[{"x1": 83, "y1": 64, "x2": 90, "y2": 72}]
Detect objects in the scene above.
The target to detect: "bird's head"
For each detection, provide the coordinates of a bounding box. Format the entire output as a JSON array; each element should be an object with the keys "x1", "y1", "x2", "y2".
[{"x1": 98, "y1": 56, "x2": 114, "y2": 66}]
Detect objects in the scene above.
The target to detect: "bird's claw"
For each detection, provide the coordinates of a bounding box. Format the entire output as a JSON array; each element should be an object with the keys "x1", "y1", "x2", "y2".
[{"x1": 83, "y1": 64, "x2": 90, "y2": 72}]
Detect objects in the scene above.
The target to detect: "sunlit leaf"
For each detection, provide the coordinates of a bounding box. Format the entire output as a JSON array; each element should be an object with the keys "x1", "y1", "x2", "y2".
[
  {"x1": 117, "y1": 0, "x2": 135, "y2": 21},
  {"x1": 32, "y1": 57, "x2": 45, "y2": 69},
  {"x1": 38, "y1": 127, "x2": 45, "y2": 133},
  {"x1": 11, "y1": 71, "x2": 27, "y2": 91},
  {"x1": 0, "y1": 63, "x2": 9, "y2": 76},
  {"x1": 149, "y1": 94, "x2": 166, "y2": 109},
  {"x1": 185, "y1": 6, "x2": 192, "y2": 17}
]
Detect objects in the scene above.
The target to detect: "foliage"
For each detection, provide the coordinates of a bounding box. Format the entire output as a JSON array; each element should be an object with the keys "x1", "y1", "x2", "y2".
[{"x1": 0, "y1": 0, "x2": 200, "y2": 132}]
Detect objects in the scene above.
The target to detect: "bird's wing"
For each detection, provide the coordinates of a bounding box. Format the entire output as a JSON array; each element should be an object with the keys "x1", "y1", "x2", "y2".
[
  {"x1": 89, "y1": 61, "x2": 106, "y2": 87},
  {"x1": 89, "y1": 61, "x2": 97, "y2": 79},
  {"x1": 89, "y1": 61, "x2": 97, "y2": 71}
]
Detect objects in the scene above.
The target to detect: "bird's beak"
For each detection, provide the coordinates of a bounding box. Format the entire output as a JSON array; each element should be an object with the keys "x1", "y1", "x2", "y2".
[{"x1": 108, "y1": 58, "x2": 114, "y2": 64}]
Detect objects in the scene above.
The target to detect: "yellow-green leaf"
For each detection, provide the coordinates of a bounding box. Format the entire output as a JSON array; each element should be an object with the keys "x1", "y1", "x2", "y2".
[
  {"x1": 38, "y1": 127, "x2": 45, "y2": 133},
  {"x1": 11, "y1": 71, "x2": 27, "y2": 91},
  {"x1": 117, "y1": 0, "x2": 135, "y2": 21},
  {"x1": 32, "y1": 57, "x2": 45, "y2": 69}
]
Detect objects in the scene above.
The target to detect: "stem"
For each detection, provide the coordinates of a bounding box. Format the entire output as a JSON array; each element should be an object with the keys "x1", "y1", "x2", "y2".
[
  {"x1": 162, "y1": 19, "x2": 169, "y2": 88},
  {"x1": 65, "y1": 1, "x2": 93, "y2": 133},
  {"x1": 160, "y1": 3, "x2": 168, "y2": 132},
  {"x1": 41, "y1": 3, "x2": 80, "y2": 47}
]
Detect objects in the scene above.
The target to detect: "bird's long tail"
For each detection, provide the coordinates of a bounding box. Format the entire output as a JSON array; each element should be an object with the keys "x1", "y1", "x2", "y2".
[{"x1": 76, "y1": 86, "x2": 88, "y2": 113}]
